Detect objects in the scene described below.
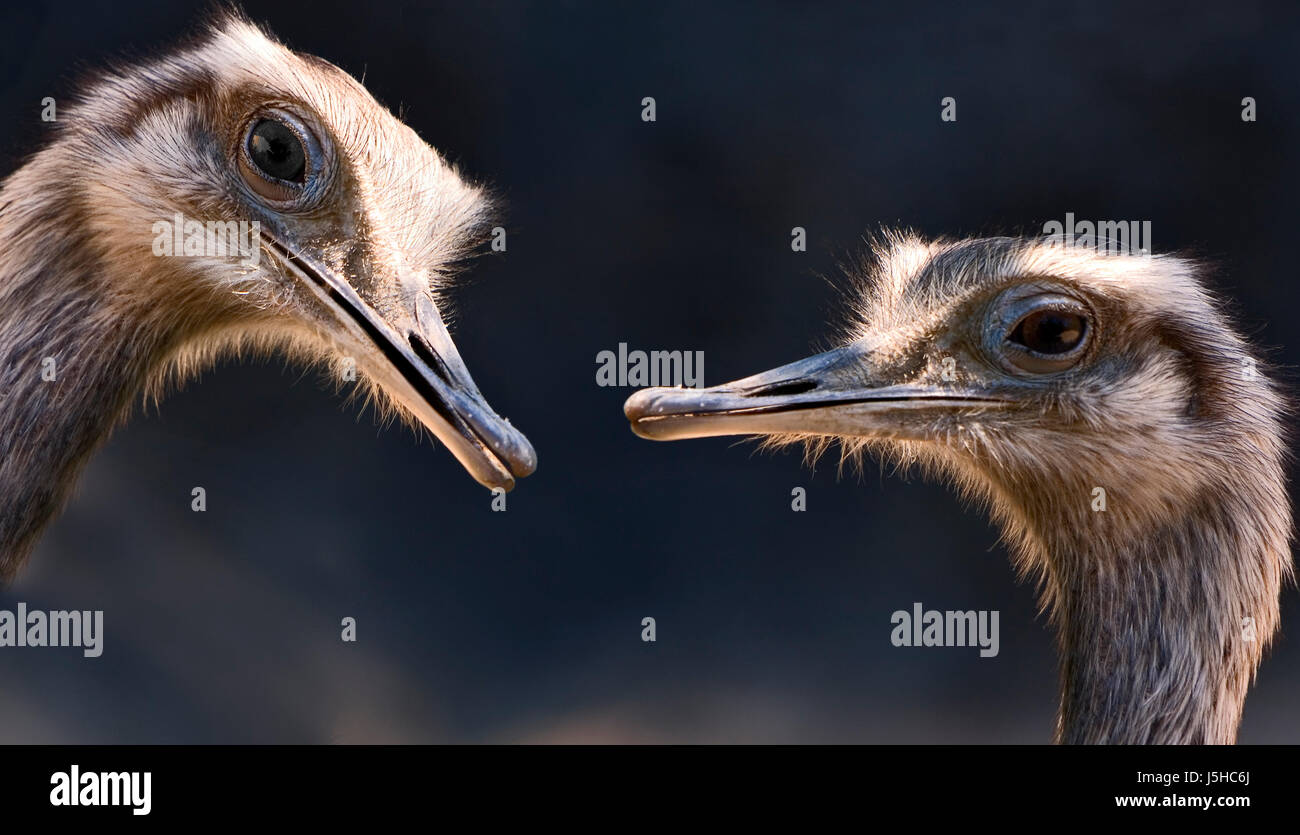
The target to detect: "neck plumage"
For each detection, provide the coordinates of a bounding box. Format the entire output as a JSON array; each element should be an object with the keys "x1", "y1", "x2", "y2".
[
  {"x1": 0, "y1": 168, "x2": 178, "y2": 579},
  {"x1": 1038, "y1": 483, "x2": 1287, "y2": 744}
]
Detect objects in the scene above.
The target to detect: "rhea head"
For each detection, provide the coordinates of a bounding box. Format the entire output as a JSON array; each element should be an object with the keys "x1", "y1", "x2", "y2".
[
  {"x1": 59, "y1": 14, "x2": 535, "y2": 489},
  {"x1": 626, "y1": 233, "x2": 1288, "y2": 610}
]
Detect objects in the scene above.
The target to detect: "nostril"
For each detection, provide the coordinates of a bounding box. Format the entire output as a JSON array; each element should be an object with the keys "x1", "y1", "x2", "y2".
[
  {"x1": 745, "y1": 380, "x2": 818, "y2": 397},
  {"x1": 408, "y1": 332, "x2": 453, "y2": 387}
]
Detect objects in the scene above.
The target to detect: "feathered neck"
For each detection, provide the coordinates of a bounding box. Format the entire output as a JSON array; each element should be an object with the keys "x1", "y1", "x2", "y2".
[
  {"x1": 1052, "y1": 498, "x2": 1283, "y2": 743},
  {"x1": 0, "y1": 156, "x2": 183, "y2": 578},
  {"x1": 993, "y1": 453, "x2": 1291, "y2": 744}
]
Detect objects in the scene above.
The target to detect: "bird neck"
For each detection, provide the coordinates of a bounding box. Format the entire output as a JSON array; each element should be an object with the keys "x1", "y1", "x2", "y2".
[
  {"x1": 0, "y1": 170, "x2": 182, "y2": 578},
  {"x1": 1039, "y1": 483, "x2": 1286, "y2": 744}
]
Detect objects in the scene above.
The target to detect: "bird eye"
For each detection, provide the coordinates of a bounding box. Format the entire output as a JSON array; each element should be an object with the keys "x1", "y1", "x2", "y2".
[
  {"x1": 997, "y1": 298, "x2": 1091, "y2": 374},
  {"x1": 237, "y1": 111, "x2": 325, "y2": 204},
  {"x1": 1009, "y1": 310, "x2": 1086, "y2": 355},
  {"x1": 247, "y1": 119, "x2": 305, "y2": 182}
]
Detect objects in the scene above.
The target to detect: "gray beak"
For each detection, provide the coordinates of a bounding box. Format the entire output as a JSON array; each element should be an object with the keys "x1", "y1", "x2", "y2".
[
  {"x1": 398, "y1": 294, "x2": 538, "y2": 489},
  {"x1": 267, "y1": 236, "x2": 536, "y2": 490},
  {"x1": 624, "y1": 339, "x2": 1008, "y2": 442}
]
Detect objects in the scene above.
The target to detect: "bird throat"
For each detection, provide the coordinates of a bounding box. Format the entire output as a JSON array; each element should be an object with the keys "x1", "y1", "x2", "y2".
[
  {"x1": 0, "y1": 177, "x2": 181, "y2": 579},
  {"x1": 1040, "y1": 491, "x2": 1278, "y2": 744}
]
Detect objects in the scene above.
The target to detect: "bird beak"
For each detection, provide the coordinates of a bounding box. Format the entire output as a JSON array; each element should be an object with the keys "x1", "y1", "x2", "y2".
[
  {"x1": 624, "y1": 338, "x2": 1008, "y2": 442},
  {"x1": 266, "y1": 237, "x2": 536, "y2": 491}
]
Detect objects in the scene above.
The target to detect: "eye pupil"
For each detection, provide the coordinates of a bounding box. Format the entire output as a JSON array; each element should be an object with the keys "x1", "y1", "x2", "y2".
[
  {"x1": 1010, "y1": 310, "x2": 1086, "y2": 355},
  {"x1": 247, "y1": 119, "x2": 305, "y2": 183}
]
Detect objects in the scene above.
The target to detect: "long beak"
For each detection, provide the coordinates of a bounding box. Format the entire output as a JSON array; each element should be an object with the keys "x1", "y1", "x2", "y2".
[
  {"x1": 266, "y1": 237, "x2": 536, "y2": 491},
  {"x1": 624, "y1": 339, "x2": 1009, "y2": 441}
]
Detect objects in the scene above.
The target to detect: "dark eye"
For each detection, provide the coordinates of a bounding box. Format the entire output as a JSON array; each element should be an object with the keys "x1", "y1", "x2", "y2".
[
  {"x1": 1009, "y1": 310, "x2": 1087, "y2": 355},
  {"x1": 238, "y1": 111, "x2": 327, "y2": 204},
  {"x1": 997, "y1": 300, "x2": 1091, "y2": 375},
  {"x1": 247, "y1": 118, "x2": 305, "y2": 183}
]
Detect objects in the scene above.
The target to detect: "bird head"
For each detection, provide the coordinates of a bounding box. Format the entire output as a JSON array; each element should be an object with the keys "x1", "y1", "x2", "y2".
[
  {"x1": 57, "y1": 13, "x2": 535, "y2": 490},
  {"x1": 625, "y1": 232, "x2": 1284, "y2": 540}
]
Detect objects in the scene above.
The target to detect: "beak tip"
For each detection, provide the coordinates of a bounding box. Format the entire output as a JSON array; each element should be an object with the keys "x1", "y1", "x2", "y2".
[
  {"x1": 624, "y1": 388, "x2": 668, "y2": 440},
  {"x1": 622, "y1": 392, "x2": 645, "y2": 421},
  {"x1": 512, "y1": 448, "x2": 538, "y2": 478},
  {"x1": 626, "y1": 388, "x2": 693, "y2": 441},
  {"x1": 623, "y1": 387, "x2": 668, "y2": 422},
  {"x1": 627, "y1": 419, "x2": 654, "y2": 440}
]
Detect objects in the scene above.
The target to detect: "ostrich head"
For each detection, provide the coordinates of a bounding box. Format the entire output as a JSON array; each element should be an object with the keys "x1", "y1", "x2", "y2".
[
  {"x1": 625, "y1": 232, "x2": 1292, "y2": 743},
  {"x1": 27, "y1": 14, "x2": 535, "y2": 490}
]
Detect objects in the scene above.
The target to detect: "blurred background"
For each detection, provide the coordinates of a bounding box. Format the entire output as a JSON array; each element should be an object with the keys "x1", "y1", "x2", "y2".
[{"x1": 0, "y1": 0, "x2": 1296, "y2": 742}]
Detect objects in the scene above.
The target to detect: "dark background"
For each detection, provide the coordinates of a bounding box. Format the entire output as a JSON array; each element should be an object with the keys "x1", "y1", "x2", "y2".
[{"x1": 0, "y1": 0, "x2": 1296, "y2": 742}]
